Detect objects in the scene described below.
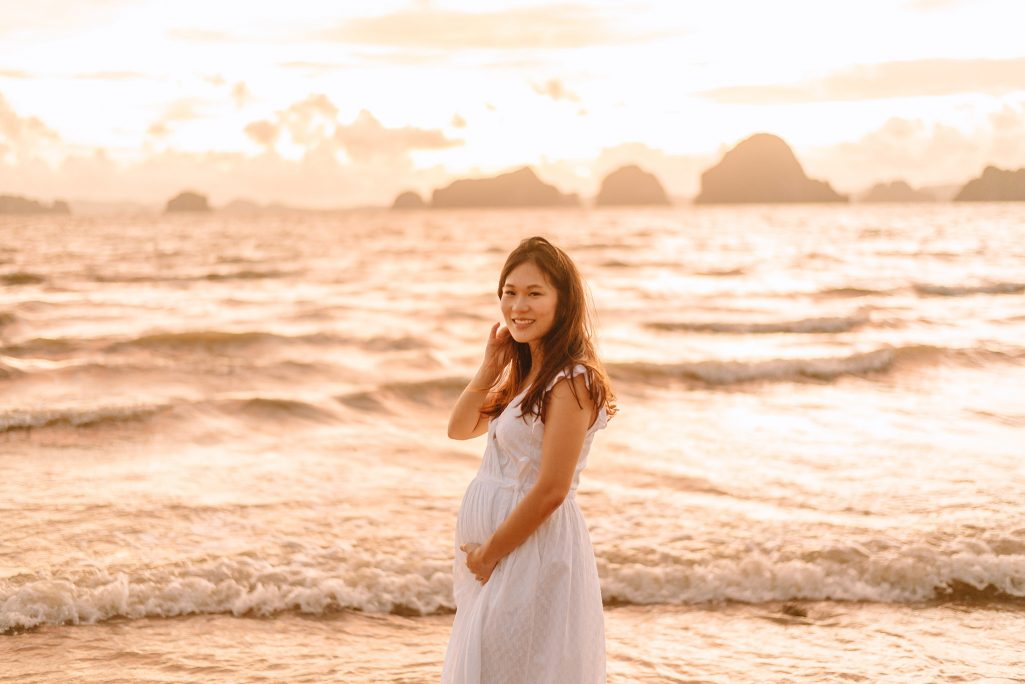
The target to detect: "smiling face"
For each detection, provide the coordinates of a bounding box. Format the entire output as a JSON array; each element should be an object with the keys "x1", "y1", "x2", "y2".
[{"x1": 500, "y1": 260, "x2": 559, "y2": 349}]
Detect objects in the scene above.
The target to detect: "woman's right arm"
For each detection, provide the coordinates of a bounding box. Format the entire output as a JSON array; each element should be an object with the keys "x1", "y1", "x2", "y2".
[{"x1": 447, "y1": 323, "x2": 511, "y2": 440}]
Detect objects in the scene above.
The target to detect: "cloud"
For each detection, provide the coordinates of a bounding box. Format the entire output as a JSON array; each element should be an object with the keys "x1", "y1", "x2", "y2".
[
  {"x1": 531, "y1": 78, "x2": 580, "y2": 103},
  {"x1": 0, "y1": 70, "x2": 31, "y2": 79},
  {"x1": 698, "y1": 58, "x2": 1025, "y2": 103},
  {"x1": 803, "y1": 101, "x2": 1025, "y2": 190},
  {"x1": 232, "y1": 81, "x2": 250, "y2": 109},
  {"x1": 905, "y1": 0, "x2": 962, "y2": 9},
  {"x1": 167, "y1": 28, "x2": 237, "y2": 44},
  {"x1": 243, "y1": 94, "x2": 461, "y2": 163},
  {"x1": 0, "y1": 144, "x2": 456, "y2": 208},
  {"x1": 163, "y1": 99, "x2": 203, "y2": 121},
  {"x1": 317, "y1": 4, "x2": 643, "y2": 50},
  {"x1": 244, "y1": 119, "x2": 278, "y2": 147},
  {"x1": 0, "y1": 93, "x2": 61, "y2": 162},
  {"x1": 451, "y1": 113, "x2": 466, "y2": 128},
  {"x1": 334, "y1": 109, "x2": 461, "y2": 163},
  {"x1": 0, "y1": 1, "x2": 137, "y2": 37},
  {"x1": 73, "y1": 71, "x2": 149, "y2": 80}
]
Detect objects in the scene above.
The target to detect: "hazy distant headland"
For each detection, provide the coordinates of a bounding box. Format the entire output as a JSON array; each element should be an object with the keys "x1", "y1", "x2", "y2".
[
  {"x1": 0, "y1": 194, "x2": 70, "y2": 215},
  {"x1": 695, "y1": 134, "x2": 847, "y2": 204},
  {"x1": 595, "y1": 164, "x2": 670, "y2": 206},
  {"x1": 165, "y1": 191, "x2": 211, "y2": 213},
  {"x1": 431, "y1": 166, "x2": 580, "y2": 208},
  {"x1": 51, "y1": 131, "x2": 1025, "y2": 214},
  {"x1": 858, "y1": 180, "x2": 936, "y2": 203},
  {"x1": 391, "y1": 191, "x2": 427, "y2": 210},
  {"x1": 955, "y1": 166, "x2": 1025, "y2": 201}
]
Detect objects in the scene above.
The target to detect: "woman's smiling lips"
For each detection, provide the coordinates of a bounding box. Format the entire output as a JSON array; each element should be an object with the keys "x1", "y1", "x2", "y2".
[{"x1": 511, "y1": 318, "x2": 535, "y2": 329}]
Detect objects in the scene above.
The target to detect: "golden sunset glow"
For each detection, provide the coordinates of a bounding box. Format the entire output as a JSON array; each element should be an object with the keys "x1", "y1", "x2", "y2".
[{"x1": 2, "y1": 0, "x2": 1024, "y2": 206}]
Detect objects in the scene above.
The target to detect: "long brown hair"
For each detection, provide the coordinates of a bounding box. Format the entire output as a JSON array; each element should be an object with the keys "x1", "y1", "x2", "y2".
[{"x1": 481, "y1": 236, "x2": 617, "y2": 426}]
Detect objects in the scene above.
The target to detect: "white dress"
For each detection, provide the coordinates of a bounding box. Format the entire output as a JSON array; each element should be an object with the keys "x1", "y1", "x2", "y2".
[{"x1": 442, "y1": 364, "x2": 608, "y2": 684}]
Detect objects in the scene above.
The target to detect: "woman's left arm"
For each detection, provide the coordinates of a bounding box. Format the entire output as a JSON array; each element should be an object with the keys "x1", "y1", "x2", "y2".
[{"x1": 463, "y1": 374, "x2": 593, "y2": 581}]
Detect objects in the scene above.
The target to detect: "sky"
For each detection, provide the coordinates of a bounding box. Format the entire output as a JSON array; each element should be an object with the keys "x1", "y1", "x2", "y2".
[{"x1": 2, "y1": 0, "x2": 1025, "y2": 207}]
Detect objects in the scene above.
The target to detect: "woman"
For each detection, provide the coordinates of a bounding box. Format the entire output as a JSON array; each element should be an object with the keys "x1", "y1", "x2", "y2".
[{"x1": 442, "y1": 236, "x2": 616, "y2": 683}]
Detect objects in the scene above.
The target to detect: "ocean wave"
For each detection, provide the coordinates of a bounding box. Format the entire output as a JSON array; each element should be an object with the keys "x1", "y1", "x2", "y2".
[
  {"x1": 4, "y1": 329, "x2": 429, "y2": 360},
  {"x1": 913, "y1": 281, "x2": 1025, "y2": 297},
  {"x1": 1, "y1": 271, "x2": 46, "y2": 286},
  {"x1": 968, "y1": 409, "x2": 1025, "y2": 427},
  {"x1": 0, "y1": 403, "x2": 167, "y2": 432},
  {"x1": 0, "y1": 358, "x2": 24, "y2": 380},
  {"x1": 598, "y1": 541, "x2": 1025, "y2": 606},
  {"x1": 335, "y1": 376, "x2": 468, "y2": 413},
  {"x1": 0, "y1": 552, "x2": 454, "y2": 633},
  {"x1": 695, "y1": 267, "x2": 746, "y2": 277},
  {"x1": 815, "y1": 286, "x2": 892, "y2": 298},
  {"x1": 0, "y1": 396, "x2": 340, "y2": 434},
  {"x1": 105, "y1": 330, "x2": 338, "y2": 353},
  {"x1": 647, "y1": 311, "x2": 870, "y2": 334},
  {"x1": 3, "y1": 541, "x2": 1023, "y2": 632},
  {"x1": 0, "y1": 310, "x2": 15, "y2": 329},
  {"x1": 606, "y1": 344, "x2": 1023, "y2": 387},
  {"x1": 91, "y1": 269, "x2": 297, "y2": 283},
  {"x1": 1, "y1": 336, "x2": 82, "y2": 358},
  {"x1": 212, "y1": 397, "x2": 339, "y2": 424}
]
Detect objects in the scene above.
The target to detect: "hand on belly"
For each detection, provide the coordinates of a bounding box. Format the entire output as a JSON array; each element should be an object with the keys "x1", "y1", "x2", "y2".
[{"x1": 460, "y1": 542, "x2": 499, "y2": 585}]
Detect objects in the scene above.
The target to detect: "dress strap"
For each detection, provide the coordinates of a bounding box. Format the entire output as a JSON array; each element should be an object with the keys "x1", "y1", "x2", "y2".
[
  {"x1": 544, "y1": 363, "x2": 608, "y2": 432},
  {"x1": 544, "y1": 363, "x2": 591, "y2": 392}
]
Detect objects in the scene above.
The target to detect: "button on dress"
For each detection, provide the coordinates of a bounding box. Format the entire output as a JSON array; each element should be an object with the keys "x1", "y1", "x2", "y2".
[{"x1": 442, "y1": 364, "x2": 608, "y2": 683}]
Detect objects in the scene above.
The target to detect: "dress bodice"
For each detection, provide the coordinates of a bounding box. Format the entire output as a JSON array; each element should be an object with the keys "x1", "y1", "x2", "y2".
[{"x1": 481, "y1": 364, "x2": 608, "y2": 494}]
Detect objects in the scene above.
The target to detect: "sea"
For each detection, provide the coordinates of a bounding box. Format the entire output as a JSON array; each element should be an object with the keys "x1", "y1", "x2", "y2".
[{"x1": 1, "y1": 204, "x2": 1023, "y2": 683}]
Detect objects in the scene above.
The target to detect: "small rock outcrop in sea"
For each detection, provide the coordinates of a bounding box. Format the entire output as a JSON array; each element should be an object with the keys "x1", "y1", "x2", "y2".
[
  {"x1": 694, "y1": 133, "x2": 847, "y2": 204},
  {"x1": 392, "y1": 191, "x2": 426, "y2": 209},
  {"x1": 954, "y1": 166, "x2": 1025, "y2": 201},
  {"x1": 0, "y1": 194, "x2": 71, "y2": 214},
  {"x1": 431, "y1": 167, "x2": 580, "y2": 208},
  {"x1": 165, "y1": 191, "x2": 211, "y2": 213},
  {"x1": 595, "y1": 165, "x2": 670, "y2": 206},
  {"x1": 859, "y1": 180, "x2": 935, "y2": 202}
]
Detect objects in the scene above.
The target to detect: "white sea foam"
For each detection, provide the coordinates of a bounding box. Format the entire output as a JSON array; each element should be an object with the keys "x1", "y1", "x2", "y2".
[
  {"x1": 0, "y1": 553, "x2": 455, "y2": 633},
  {"x1": 4, "y1": 544, "x2": 1024, "y2": 632},
  {"x1": 598, "y1": 546, "x2": 1025, "y2": 605}
]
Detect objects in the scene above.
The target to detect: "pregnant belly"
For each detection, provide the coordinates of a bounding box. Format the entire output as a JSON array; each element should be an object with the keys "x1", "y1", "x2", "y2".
[{"x1": 456, "y1": 476, "x2": 520, "y2": 545}]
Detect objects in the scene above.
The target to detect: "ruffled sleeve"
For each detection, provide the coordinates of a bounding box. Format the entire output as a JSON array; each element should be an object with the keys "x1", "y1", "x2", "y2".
[{"x1": 545, "y1": 364, "x2": 608, "y2": 432}]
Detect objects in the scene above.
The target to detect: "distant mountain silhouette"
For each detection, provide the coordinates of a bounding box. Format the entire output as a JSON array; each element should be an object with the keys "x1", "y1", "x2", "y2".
[
  {"x1": 0, "y1": 194, "x2": 70, "y2": 214},
  {"x1": 859, "y1": 180, "x2": 935, "y2": 202},
  {"x1": 595, "y1": 165, "x2": 670, "y2": 206},
  {"x1": 431, "y1": 167, "x2": 579, "y2": 208},
  {"x1": 695, "y1": 133, "x2": 847, "y2": 204},
  {"x1": 955, "y1": 166, "x2": 1025, "y2": 201},
  {"x1": 392, "y1": 191, "x2": 426, "y2": 209},
  {"x1": 166, "y1": 191, "x2": 211, "y2": 213}
]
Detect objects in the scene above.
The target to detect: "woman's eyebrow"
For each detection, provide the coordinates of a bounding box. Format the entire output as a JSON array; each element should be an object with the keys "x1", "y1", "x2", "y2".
[{"x1": 503, "y1": 283, "x2": 544, "y2": 289}]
